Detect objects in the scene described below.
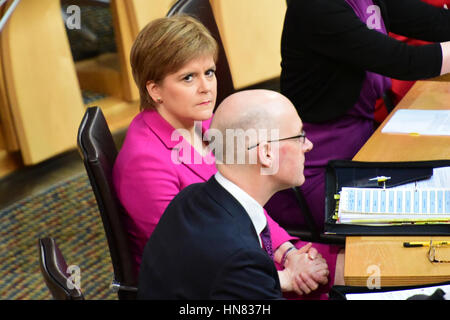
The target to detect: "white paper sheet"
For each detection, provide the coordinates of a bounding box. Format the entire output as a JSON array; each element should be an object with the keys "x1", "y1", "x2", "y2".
[
  {"x1": 381, "y1": 109, "x2": 450, "y2": 136},
  {"x1": 346, "y1": 284, "x2": 450, "y2": 300}
]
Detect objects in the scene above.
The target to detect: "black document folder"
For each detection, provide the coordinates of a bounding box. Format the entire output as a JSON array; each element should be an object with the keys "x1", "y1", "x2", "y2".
[{"x1": 324, "y1": 159, "x2": 450, "y2": 235}]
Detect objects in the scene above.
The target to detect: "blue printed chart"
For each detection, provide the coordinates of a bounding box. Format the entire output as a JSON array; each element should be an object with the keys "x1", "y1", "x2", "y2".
[{"x1": 337, "y1": 187, "x2": 450, "y2": 225}]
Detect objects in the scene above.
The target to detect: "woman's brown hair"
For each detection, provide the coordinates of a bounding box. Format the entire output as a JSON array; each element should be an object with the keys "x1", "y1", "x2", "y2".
[{"x1": 130, "y1": 15, "x2": 218, "y2": 110}]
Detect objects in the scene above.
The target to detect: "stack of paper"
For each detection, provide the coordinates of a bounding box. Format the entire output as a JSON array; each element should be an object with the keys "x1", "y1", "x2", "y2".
[
  {"x1": 337, "y1": 187, "x2": 450, "y2": 225},
  {"x1": 336, "y1": 167, "x2": 450, "y2": 226}
]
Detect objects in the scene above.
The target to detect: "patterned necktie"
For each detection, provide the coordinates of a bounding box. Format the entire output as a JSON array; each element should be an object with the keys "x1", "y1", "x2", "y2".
[{"x1": 260, "y1": 224, "x2": 274, "y2": 260}]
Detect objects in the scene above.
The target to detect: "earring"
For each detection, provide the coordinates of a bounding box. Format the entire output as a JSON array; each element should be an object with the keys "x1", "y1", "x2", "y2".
[{"x1": 156, "y1": 98, "x2": 163, "y2": 104}]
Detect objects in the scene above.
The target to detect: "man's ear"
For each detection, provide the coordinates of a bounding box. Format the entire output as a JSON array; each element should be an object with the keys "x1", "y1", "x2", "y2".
[
  {"x1": 146, "y1": 80, "x2": 160, "y2": 102},
  {"x1": 257, "y1": 142, "x2": 273, "y2": 168},
  {"x1": 258, "y1": 141, "x2": 279, "y2": 176}
]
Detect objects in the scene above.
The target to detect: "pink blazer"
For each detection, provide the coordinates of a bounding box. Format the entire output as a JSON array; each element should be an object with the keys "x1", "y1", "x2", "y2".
[{"x1": 113, "y1": 110, "x2": 296, "y2": 273}]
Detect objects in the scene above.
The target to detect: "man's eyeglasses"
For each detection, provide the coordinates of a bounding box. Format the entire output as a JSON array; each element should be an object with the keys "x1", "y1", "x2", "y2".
[
  {"x1": 247, "y1": 131, "x2": 306, "y2": 150},
  {"x1": 428, "y1": 240, "x2": 450, "y2": 263}
]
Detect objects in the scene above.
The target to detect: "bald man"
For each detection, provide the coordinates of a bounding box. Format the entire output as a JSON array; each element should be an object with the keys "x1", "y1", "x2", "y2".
[{"x1": 137, "y1": 90, "x2": 341, "y2": 300}]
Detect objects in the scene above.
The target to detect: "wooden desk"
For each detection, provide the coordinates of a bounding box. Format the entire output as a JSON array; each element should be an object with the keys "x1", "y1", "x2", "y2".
[
  {"x1": 353, "y1": 80, "x2": 450, "y2": 162},
  {"x1": 345, "y1": 236, "x2": 450, "y2": 287},
  {"x1": 345, "y1": 80, "x2": 450, "y2": 287}
]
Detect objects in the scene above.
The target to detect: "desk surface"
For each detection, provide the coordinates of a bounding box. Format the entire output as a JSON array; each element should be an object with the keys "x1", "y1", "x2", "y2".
[
  {"x1": 345, "y1": 236, "x2": 450, "y2": 287},
  {"x1": 353, "y1": 80, "x2": 450, "y2": 162},
  {"x1": 346, "y1": 80, "x2": 450, "y2": 287}
]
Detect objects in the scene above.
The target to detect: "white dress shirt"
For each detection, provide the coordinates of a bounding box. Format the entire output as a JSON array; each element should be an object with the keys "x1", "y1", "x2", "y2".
[{"x1": 214, "y1": 172, "x2": 267, "y2": 247}]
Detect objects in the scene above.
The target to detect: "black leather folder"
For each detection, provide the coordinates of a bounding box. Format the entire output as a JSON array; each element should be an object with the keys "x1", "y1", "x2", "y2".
[{"x1": 324, "y1": 159, "x2": 450, "y2": 235}]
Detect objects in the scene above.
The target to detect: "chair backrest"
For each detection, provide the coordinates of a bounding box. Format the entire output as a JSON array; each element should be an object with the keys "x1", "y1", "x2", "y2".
[
  {"x1": 289, "y1": 187, "x2": 321, "y2": 241},
  {"x1": 167, "y1": 0, "x2": 235, "y2": 107},
  {"x1": 77, "y1": 106, "x2": 137, "y2": 300},
  {"x1": 209, "y1": 0, "x2": 286, "y2": 89},
  {"x1": 38, "y1": 237, "x2": 84, "y2": 300},
  {"x1": 289, "y1": 187, "x2": 345, "y2": 245}
]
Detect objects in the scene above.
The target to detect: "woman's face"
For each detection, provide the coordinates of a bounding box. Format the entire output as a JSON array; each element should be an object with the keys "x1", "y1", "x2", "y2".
[{"x1": 147, "y1": 55, "x2": 217, "y2": 128}]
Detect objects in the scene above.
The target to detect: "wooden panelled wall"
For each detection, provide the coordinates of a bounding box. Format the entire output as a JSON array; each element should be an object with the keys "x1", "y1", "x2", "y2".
[{"x1": 0, "y1": 0, "x2": 288, "y2": 178}]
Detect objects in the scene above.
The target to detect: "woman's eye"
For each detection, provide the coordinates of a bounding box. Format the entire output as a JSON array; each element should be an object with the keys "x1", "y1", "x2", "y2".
[
  {"x1": 205, "y1": 69, "x2": 216, "y2": 77},
  {"x1": 183, "y1": 74, "x2": 193, "y2": 82}
]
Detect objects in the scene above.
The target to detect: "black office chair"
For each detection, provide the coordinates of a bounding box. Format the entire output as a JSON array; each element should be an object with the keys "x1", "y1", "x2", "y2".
[
  {"x1": 38, "y1": 237, "x2": 84, "y2": 300},
  {"x1": 77, "y1": 106, "x2": 137, "y2": 300},
  {"x1": 286, "y1": 187, "x2": 321, "y2": 241},
  {"x1": 167, "y1": 0, "x2": 235, "y2": 108},
  {"x1": 289, "y1": 187, "x2": 345, "y2": 244}
]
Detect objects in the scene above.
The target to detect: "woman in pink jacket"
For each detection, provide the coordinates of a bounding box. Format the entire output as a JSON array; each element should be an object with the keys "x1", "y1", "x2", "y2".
[{"x1": 113, "y1": 15, "x2": 342, "y2": 298}]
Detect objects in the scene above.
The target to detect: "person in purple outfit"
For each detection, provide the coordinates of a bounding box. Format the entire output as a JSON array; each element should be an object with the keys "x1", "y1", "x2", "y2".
[{"x1": 277, "y1": 0, "x2": 450, "y2": 231}]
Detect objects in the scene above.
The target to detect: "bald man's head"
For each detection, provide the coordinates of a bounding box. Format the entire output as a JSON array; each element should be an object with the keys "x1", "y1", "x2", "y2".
[
  {"x1": 212, "y1": 89, "x2": 294, "y2": 134},
  {"x1": 208, "y1": 89, "x2": 299, "y2": 165}
]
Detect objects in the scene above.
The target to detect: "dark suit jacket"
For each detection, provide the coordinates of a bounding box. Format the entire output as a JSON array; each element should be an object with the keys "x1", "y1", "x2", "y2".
[{"x1": 137, "y1": 176, "x2": 282, "y2": 299}]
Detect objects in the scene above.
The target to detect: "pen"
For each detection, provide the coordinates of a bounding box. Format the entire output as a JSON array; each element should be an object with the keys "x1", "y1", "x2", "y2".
[
  {"x1": 403, "y1": 241, "x2": 449, "y2": 248},
  {"x1": 368, "y1": 176, "x2": 391, "y2": 189},
  {"x1": 368, "y1": 176, "x2": 391, "y2": 182}
]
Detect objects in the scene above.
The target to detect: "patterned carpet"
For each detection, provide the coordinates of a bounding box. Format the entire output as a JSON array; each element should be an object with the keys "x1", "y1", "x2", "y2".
[{"x1": 0, "y1": 173, "x2": 117, "y2": 300}]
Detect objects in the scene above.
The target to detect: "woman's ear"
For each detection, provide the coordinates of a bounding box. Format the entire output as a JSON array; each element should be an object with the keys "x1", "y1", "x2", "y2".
[{"x1": 146, "y1": 80, "x2": 160, "y2": 103}]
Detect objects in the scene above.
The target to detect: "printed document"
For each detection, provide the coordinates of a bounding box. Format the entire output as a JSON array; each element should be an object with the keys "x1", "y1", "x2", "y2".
[{"x1": 336, "y1": 167, "x2": 450, "y2": 225}]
